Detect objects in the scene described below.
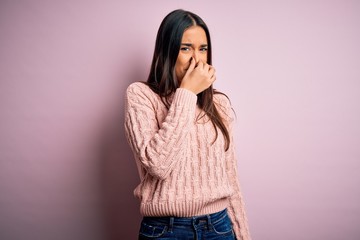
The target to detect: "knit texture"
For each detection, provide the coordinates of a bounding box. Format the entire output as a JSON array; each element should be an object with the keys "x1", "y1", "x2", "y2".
[{"x1": 124, "y1": 82, "x2": 251, "y2": 240}]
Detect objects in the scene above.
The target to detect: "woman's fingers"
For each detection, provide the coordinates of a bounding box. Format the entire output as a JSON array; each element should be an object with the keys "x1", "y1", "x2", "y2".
[
  {"x1": 208, "y1": 66, "x2": 215, "y2": 77},
  {"x1": 196, "y1": 60, "x2": 204, "y2": 69},
  {"x1": 184, "y1": 57, "x2": 196, "y2": 77},
  {"x1": 180, "y1": 60, "x2": 216, "y2": 94},
  {"x1": 188, "y1": 57, "x2": 196, "y2": 71}
]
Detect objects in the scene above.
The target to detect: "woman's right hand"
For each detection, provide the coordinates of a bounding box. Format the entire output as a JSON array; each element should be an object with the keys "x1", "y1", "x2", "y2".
[{"x1": 179, "y1": 58, "x2": 216, "y2": 95}]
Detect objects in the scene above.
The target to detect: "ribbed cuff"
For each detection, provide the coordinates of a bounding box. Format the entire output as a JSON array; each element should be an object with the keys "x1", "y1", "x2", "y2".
[{"x1": 173, "y1": 88, "x2": 197, "y2": 107}]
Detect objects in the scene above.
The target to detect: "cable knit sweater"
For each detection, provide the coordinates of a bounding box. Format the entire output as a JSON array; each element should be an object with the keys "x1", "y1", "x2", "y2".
[{"x1": 124, "y1": 82, "x2": 251, "y2": 240}]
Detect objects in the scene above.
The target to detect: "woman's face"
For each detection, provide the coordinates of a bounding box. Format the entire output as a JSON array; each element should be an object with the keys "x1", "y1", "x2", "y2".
[{"x1": 175, "y1": 26, "x2": 208, "y2": 82}]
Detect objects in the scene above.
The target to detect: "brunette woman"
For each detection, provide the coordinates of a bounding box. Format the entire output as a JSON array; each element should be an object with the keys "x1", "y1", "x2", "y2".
[{"x1": 125, "y1": 9, "x2": 251, "y2": 240}]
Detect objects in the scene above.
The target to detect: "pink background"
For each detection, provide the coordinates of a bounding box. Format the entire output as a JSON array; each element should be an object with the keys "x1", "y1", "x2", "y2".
[{"x1": 1, "y1": 1, "x2": 359, "y2": 239}]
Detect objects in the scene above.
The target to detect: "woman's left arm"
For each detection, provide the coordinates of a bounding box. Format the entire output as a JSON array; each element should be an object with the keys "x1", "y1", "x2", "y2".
[
  {"x1": 216, "y1": 94, "x2": 252, "y2": 240},
  {"x1": 225, "y1": 135, "x2": 252, "y2": 240}
]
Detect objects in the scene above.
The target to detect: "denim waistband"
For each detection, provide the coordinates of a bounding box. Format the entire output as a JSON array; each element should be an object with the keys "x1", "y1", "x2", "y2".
[{"x1": 142, "y1": 208, "x2": 228, "y2": 227}]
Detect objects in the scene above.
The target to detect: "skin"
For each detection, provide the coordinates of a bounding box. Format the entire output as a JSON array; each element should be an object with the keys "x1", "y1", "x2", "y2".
[{"x1": 175, "y1": 26, "x2": 216, "y2": 95}]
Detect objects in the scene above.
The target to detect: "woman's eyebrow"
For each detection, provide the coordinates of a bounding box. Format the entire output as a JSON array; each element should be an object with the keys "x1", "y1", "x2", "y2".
[{"x1": 181, "y1": 43, "x2": 208, "y2": 47}]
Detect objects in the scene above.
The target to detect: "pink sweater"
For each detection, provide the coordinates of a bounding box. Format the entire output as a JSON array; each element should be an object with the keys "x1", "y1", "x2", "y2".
[{"x1": 124, "y1": 82, "x2": 251, "y2": 240}]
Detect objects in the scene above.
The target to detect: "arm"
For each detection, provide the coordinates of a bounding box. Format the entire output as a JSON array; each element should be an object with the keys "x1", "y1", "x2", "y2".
[
  {"x1": 216, "y1": 94, "x2": 251, "y2": 240},
  {"x1": 226, "y1": 138, "x2": 252, "y2": 240},
  {"x1": 124, "y1": 83, "x2": 197, "y2": 180}
]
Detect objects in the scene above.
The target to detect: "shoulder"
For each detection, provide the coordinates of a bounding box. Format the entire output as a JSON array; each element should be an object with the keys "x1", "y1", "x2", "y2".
[
  {"x1": 126, "y1": 81, "x2": 152, "y2": 96},
  {"x1": 126, "y1": 82, "x2": 158, "y2": 100},
  {"x1": 125, "y1": 82, "x2": 160, "y2": 109},
  {"x1": 214, "y1": 92, "x2": 231, "y2": 108},
  {"x1": 214, "y1": 91, "x2": 234, "y2": 122}
]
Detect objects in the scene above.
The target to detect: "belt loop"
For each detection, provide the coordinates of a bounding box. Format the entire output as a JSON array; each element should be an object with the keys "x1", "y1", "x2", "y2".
[
  {"x1": 206, "y1": 214, "x2": 212, "y2": 230},
  {"x1": 168, "y1": 217, "x2": 174, "y2": 232},
  {"x1": 192, "y1": 216, "x2": 196, "y2": 230}
]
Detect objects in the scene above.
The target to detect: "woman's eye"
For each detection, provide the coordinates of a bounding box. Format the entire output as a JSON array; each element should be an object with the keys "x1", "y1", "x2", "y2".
[
  {"x1": 181, "y1": 47, "x2": 190, "y2": 51},
  {"x1": 200, "y1": 48, "x2": 208, "y2": 52}
]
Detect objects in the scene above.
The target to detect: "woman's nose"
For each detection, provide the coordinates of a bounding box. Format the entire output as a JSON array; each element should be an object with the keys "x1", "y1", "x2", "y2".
[{"x1": 192, "y1": 51, "x2": 199, "y2": 63}]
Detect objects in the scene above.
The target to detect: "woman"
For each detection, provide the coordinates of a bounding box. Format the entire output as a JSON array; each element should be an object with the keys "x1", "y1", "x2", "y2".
[{"x1": 125, "y1": 9, "x2": 251, "y2": 240}]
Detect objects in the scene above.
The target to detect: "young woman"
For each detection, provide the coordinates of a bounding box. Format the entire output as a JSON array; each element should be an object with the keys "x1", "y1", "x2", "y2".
[{"x1": 125, "y1": 9, "x2": 251, "y2": 240}]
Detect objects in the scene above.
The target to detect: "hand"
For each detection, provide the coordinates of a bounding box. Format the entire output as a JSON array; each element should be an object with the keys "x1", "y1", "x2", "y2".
[{"x1": 179, "y1": 58, "x2": 216, "y2": 94}]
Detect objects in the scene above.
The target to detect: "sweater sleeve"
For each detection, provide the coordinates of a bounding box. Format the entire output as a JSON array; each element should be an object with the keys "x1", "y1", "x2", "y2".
[
  {"x1": 215, "y1": 94, "x2": 251, "y2": 240},
  {"x1": 226, "y1": 137, "x2": 252, "y2": 240},
  {"x1": 124, "y1": 83, "x2": 197, "y2": 180}
]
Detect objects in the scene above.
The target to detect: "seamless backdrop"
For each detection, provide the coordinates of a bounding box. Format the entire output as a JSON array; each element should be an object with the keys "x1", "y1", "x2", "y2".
[{"x1": 0, "y1": 1, "x2": 359, "y2": 240}]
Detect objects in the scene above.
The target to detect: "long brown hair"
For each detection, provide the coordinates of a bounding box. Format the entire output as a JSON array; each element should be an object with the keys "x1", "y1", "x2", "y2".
[{"x1": 146, "y1": 9, "x2": 231, "y2": 151}]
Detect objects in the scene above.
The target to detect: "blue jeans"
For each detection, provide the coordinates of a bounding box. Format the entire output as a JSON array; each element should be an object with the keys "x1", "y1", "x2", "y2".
[{"x1": 138, "y1": 209, "x2": 236, "y2": 239}]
